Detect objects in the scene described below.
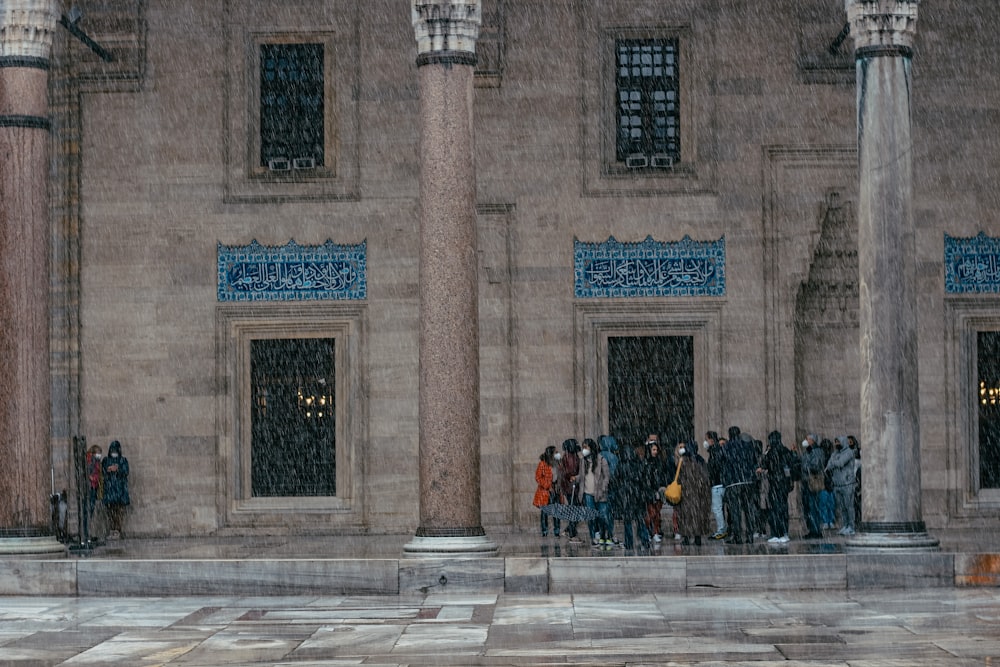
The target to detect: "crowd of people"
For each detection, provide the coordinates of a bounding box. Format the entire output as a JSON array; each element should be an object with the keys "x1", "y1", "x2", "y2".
[{"x1": 532, "y1": 428, "x2": 862, "y2": 549}]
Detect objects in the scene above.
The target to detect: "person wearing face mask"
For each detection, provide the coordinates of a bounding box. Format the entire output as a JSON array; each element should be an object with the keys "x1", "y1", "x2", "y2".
[
  {"x1": 557, "y1": 439, "x2": 582, "y2": 542},
  {"x1": 608, "y1": 443, "x2": 651, "y2": 550},
  {"x1": 578, "y1": 438, "x2": 610, "y2": 546},
  {"x1": 800, "y1": 434, "x2": 826, "y2": 539},
  {"x1": 533, "y1": 446, "x2": 558, "y2": 537},
  {"x1": 550, "y1": 448, "x2": 563, "y2": 537},
  {"x1": 643, "y1": 435, "x2": 670, "y2": 543},
  {"x1": 101, "y1": 440, "x2": 131, "y2": 539},
  {"x1": 673, "y1": 440, "x2": 712, "y2": 546},
  {"x1": 759, "y1": 431, "x2": 796, "y2": 544},
  {"x1": 85, "y1": 445, "x2": 104, "y2": 522},
  {"x1": 826, "y1": 435, "x2": 857, "y2": 536}
]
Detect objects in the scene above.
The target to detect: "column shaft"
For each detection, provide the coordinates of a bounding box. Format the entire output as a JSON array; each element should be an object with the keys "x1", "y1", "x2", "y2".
[
  {"x1": 846, "y1": 0, "x2": 937, "y2": 549},
  {"x1": 406, "y1": 1, "x2": 495, "y2": 555},
  {"x1": 856, "y1": 53, "x2": 921, "y2": 527},
  {"x1": 0, "y1": 64, "x2": 53, "y2": 535},
  {"x1": 416, "y1": 62, "x2": 482, "y2": 535}
]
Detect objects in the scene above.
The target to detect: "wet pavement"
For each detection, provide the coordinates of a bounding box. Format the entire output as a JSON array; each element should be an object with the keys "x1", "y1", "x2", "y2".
[
  {"x1": 1, "y1": 588, "x2": 999, "y2": 665},
  {"x1": 66, "y1": 525, "x2": 1000, "y2": 561}
]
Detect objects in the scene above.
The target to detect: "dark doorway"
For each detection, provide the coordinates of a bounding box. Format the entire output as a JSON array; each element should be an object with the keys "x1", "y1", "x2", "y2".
[
  {"x1": 978, "y1": 331, "x2": 1000, "y2": 489},
  {"x1": 608, "y1": 335, "x2": 694, "y2": 451},
  {"x1": 250, "y1": 337, "x2": 336, "y2": 497}
]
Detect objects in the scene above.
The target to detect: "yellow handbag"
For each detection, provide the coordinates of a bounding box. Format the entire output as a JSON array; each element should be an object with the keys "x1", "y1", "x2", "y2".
[{"x1": 665, "y1": 459, "x2": 682, "y2": 505}]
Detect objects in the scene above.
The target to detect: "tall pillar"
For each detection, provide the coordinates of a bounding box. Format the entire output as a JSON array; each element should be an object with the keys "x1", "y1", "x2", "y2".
[
  {"x1": 0, "y1": 0, "x2": 62, "y2": 554},
  {"x1": 845, "y1": 0, "x2": 937, "y2": 550},
  {"x1": 404, "y1": 1, "x2": 496, "y2": 555}
]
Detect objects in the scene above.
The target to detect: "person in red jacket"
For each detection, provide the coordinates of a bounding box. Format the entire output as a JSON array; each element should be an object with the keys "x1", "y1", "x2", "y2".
[{"x1": 533, "y1": 446, "x2": 557, "y2": 536}]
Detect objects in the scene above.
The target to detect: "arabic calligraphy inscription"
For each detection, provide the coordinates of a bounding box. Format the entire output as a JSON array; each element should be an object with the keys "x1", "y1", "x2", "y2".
[
  {"x1": 575, "y1": 235, "x2": 725, "y2": 298},
  {"x1": 945, "y1": 232, "x2": 1000, "y2": 294},
  {"x1": 218, "y1": 239, "x2": 367, "y2": 301}
]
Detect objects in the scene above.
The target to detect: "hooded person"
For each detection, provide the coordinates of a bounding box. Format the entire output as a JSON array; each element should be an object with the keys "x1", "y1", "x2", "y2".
[
  {"x1": 800, "y1": 434, "x2": 826, "y2": 539},
  {"x1": 761, "y1": 430, "x2": 795, "y2": 543},
  {"x1": 608, "y1": 442, "x2": 651, "y2": 550},
  {"x1": 826, "y1": 435, "x2": 857, "y2": 535},
  {"x1": 597, "y1": 435, "x2": 620, "y2": 544},
  {"x1": 673, "y1": 440, "x2": 712, "y2": 545},
  {"x1": 557, "y1": 439, "x2": 582, "y2": 540},
  {"x1": 101, "y1": 440, "x2": 130, "y2": 539},
  {"x1": 722, "y1": 427, "x2": 757, "y2": 544}
]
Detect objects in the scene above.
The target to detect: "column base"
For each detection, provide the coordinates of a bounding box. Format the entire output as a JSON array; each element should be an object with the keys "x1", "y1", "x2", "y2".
[
  {"x1": 845, "y1": 521, "x2": 940, "y2": 551},
  {"x1": 404, "y1": 532, "x2": 498, "y2": 557},
  {"x1": 0, "y1": 536, "x2": 67, "y2": 556}
]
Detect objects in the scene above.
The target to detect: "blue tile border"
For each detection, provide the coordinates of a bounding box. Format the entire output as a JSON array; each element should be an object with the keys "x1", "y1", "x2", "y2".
[
  {"x1": 574, "y1": 235, "x2": 725, "y2": 298},
  {"x1": 217, "y1": 239, "x2": 367, "y2": 302},
  {"x1": 944, "y1": 232, "x2": 1000, "y2": 294}
]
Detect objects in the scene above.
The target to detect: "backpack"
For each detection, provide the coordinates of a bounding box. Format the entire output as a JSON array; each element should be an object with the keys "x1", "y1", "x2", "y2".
[{"x1": 788, "y1": 450, "x2": 802, "y2": 483}]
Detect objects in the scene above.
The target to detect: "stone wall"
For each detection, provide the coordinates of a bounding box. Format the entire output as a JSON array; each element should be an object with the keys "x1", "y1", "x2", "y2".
[{"x1": 46, "y1": 0, "x2": 1000, "y2": 537}]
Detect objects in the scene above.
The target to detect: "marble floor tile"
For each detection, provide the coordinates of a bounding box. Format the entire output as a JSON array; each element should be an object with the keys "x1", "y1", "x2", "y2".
[
  {"x1": 391, "y1": 623, "x2": 489, "y2": 653},
  {"x1": 0, "y1": 590, "x2": 998, "y2": 665},
  {"x1": 290, "y1": 624, "x2": 405, "y2": 658}
]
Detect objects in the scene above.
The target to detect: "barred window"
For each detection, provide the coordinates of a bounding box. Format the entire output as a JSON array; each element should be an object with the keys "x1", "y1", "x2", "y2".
[
  {"x1": 615, "y1": 39, "x2": 680, "y2": 167},
  {"x1": 260, "y1": 43, "x2": 325, "y2": 170}
]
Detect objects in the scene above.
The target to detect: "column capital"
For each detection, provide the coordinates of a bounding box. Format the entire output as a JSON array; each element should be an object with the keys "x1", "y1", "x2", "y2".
[
  {"x1": 845, "y1": 0, "x2": 919, "y2": 52},
  {"x1": 0, "y1": 0, "x2": 59, "y2": 61},
  {"x1": 412, "y1": 1, "x2": 480, "y2": 62}
]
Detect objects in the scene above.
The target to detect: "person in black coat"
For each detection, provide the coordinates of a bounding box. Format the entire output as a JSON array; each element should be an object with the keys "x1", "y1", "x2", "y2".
[
  {"x1": 102, "y1": 440, "x2": 130, "y2": 539},
  {"x1": 722, "y1": 427, "x2": 757, "y2": 544},
  {"x1": 759, "y1": 430, "x2": 796, "y2": 543},
  {"x1": 609, "y1": 443, "x2": 651, "y2": 550}
]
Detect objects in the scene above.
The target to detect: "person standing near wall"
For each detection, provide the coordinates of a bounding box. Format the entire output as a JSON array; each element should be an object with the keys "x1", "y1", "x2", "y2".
[
  {"x1": 800, "y1": 435, "x2": 826, "y2": 539},
  {"x1": 674, "y1": 440, "x2": 712, "y2": 546},
  {"x1": 760, "y1": 431, "x2": 795, "y2": 543},
  {"x1": 722, "y1": 426, "x2": 757, "y2": 544},
  {"x1": 533, "y1": 445, "x2": 557, "y2": 536},
  {"x1": 705, "y1": 431, "x2": 727, "y2": 540},
  {"x1": 557, "y1": 439, "x2": 581, "y2": 541},
  {"x1": 643, "y1": 435, "x2": 669, "y2": 543},
  {"x1": 102, "y1": 440, "x2": 130, "y2": 539},
  {"x1": 598, "y1": 435, "x2": 620, "y2": 545},
  {"x1": 826, "y1": 436, "x2": 857, "y2": 536}
]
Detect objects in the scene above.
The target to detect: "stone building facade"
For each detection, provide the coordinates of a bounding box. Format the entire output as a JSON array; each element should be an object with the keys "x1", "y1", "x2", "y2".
[{"x1": 13, "y1": 0, "x2": 1000, "y2": 539}]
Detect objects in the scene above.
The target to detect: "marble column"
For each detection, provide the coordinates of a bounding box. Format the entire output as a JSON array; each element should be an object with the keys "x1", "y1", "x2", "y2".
[
  {"x1": 404, "y1": 1, "x2": 496, "y2": 555},
  {"x1": 0, "y1": 0, "x2": 63, "y2": 554},
  {"x1": 845, "y1": 0, "x2": 937, "y2": 550}
]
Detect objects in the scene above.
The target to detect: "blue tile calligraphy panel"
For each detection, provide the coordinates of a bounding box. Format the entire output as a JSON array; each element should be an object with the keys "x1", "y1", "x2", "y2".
[
  {"x1": 574, "y1": 235, "x2": 725, "y2": 298},
  {"x1": 218, "y1": 239, "x2": 367, "y2": 301},
  {"x1": 945, "y1": 232, "x2": 1000, "y2": 294}
]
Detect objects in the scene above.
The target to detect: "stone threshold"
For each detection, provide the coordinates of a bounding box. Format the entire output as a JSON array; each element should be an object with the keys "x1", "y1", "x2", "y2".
[{"x1": 1, "y1": 552, "x2": 997, "y2": 596}]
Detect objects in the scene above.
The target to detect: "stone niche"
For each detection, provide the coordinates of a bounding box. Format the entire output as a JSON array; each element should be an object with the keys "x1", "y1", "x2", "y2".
[{"x1": 794, "y1": 192, "x2": 860, "y2": 440}]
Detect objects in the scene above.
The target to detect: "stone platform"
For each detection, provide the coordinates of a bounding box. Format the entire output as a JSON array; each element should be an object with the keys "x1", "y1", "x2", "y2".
[{"x1": 2, "y1": 528, "x2": 999, "y2": 597}]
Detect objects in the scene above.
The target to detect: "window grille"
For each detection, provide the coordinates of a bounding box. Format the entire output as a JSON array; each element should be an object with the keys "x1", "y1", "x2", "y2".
[
  {"x1": 260, "y1": 43, "x2": 325, "y2": 169},
  {"x1": 615, "y1": 39, "x2": 680, "y2": 166}
]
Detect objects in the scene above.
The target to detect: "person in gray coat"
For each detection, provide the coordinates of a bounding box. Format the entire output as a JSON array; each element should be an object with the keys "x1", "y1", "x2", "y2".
[{"x1": 825, "y1": 435, "x2": 857, "y2": 535}]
